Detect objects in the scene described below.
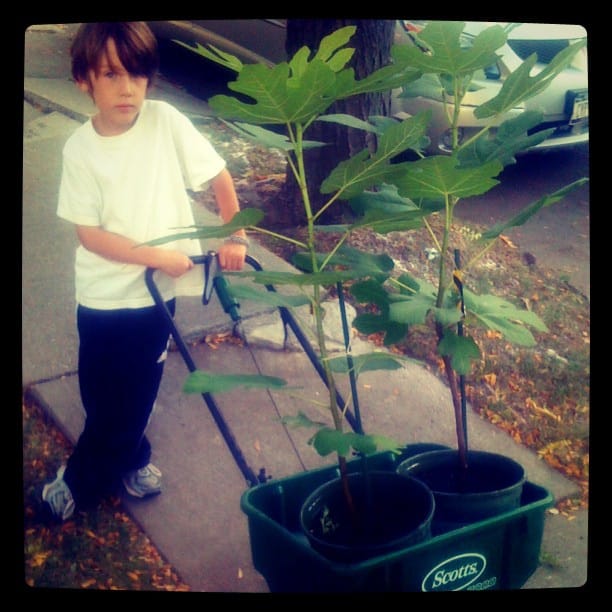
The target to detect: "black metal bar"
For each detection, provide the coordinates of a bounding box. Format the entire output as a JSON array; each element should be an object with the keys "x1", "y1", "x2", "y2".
[
  {"x1": 337, "y1": 281, "x2": 363, "y2": 434},
  {"x1": 145, "y1": 259, "x2": 262, "y2": 488},
  {"x1": 453, "y1": 248, "x2": 468, "y2": 452}
]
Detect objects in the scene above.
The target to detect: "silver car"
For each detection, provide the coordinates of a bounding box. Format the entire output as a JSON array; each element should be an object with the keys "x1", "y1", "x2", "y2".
[
  {"x1": 396, "y1": 20, "x2": 589, "y2": 154},
  {"x1": 148, "y1": 19, "x2": 589, "y2": 155}
]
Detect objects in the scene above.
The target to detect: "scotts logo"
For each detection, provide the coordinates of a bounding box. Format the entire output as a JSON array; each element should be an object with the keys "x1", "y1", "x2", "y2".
[{"x1": 421, "y1": 553, "x2": 486, "y2": 592}]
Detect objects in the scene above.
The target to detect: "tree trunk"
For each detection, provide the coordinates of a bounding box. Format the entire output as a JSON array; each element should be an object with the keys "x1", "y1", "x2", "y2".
[{"x1": 271, "y1": 19, "x2": 395, "y2": 227}]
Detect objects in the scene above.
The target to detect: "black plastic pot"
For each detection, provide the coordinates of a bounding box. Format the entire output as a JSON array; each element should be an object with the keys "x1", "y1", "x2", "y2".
[
  {"x1": 300, "y1": 470, "x2": 435, "y2": 563},
  {"x1": 397, "y1": 449, "x2": 526, "y2": 533}
]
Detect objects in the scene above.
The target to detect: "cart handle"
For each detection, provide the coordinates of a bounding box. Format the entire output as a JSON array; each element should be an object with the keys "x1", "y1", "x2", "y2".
[{"x1": 144, "y1": 252, "x2": 266, "y2": 488}]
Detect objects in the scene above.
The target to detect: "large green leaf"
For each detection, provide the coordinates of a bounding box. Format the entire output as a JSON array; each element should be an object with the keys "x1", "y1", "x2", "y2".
[
  {"x1": 463, "y1": 289, "x2": 548, "y2": 346},
  {"x1": 183, "y1": 370, "x2": 286, "y2": 394},
  {"x1": 321, "y1": 112, "x2": 431, "y2": 198},
  {"x1": 288, "y1": 26, "x2": 421, "y2": 101},
  {"x1": 206, "y1": 25, "x2": 418, "y2": 127},
  {"x1": 393, "y1": 155, "x2": 503, "y2": 200},
  {"x1": 311, "y1": 25, "x2": 357, "y2": 66},
  {"x1": 309, "y1": 428, "x2": 401, "y2": 457},
  {"x1": 456, "y1": 111, "x2": 552, "y2": 167},
  {"x1": 204, "y1": 26, "x2": 356, "y2": 124},
  {"x1": 173, "y1": 40, "x2": 244, "y2": 73},
  {"x1": 301, "y1": 25, "x2": 422, "y2": 99},
  {"x1": 391, "y1": 21, "x2": 507, "y2": 77},
  {"x1": 292, "y1": 245, "x2": 394, "y2": 278},
  {"x1": 316, "y1": 113, "x2": 381, "y2": 133},
  {"x1": 386, "y1": 274, "x2": 463, "y2": 328},
  {"x1": 352, "y1": 313, "x2": 409, "y2": 346},
  {"x1": 389, "y1": 295, "x2": 464, "y2": 329},
  {"x1": 395, "y1": 272, "x2": 424, "y2": 296},
  {"x1": 226, "y1": 283, "x2": 311, "y2": 308},
  {"x1": 280, "y1": 411, "x2": 326, "y2": 429},
  {"x1": 325, "y1": 351, "x2": 412, "y2": 374},
  {"x1": 209, "y1": 60, "x2": 338, "y2": 124},
  {"x1": 347, "y1": 184, "x2": 441, "y2": 234},
  {"x1": 388, "y1": 292, "x2": 436, "y2": 326},
  {"x1": 438, "y1": 331, "x2": 481, "y2": 375},
  {"x1": 350, "y1": 279, "x2": 391, "y2": 308},
  {"x1": 432, "y1": 304, "x2": 464, "y2": 327},
  {"x1": 350, "y1": 278, "x2": 412, "y2": 345},
  {"x1": 480, "y1": 179, "x2": 589, "y2": 240},
  {"x1": 337, "y1": 61, "x2": 423, "y2": 98},
  {"x1": 474, "y1": 38, "x2": 587, "y2": 118},
  {"x1": 398, "y1": 72, "x2": 445, "y2": 102},
  {"x1": 349, "y1": 183, "x2": 420, "y2": 215},
  {"x1": 350, "y1": 205, "x2": 436, "y2": 234}
]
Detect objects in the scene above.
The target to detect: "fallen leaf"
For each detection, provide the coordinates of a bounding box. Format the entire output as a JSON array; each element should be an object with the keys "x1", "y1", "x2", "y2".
[
  {"x1": 205, "y1": 335, "x2": 220, "y2": 349},
  {"x1": 30, "y1": 551, "x2": 51, "y2": 568},
  {"x1": 483, "y1": 373, "x2": 496, "y2": 387},
  {"x1": 526, "y1": 398, "x2": 561, "y2": 422}
]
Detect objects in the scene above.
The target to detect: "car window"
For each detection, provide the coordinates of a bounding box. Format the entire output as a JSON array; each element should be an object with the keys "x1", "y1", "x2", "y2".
[{"x1": 508, "y1": 39, "x2": 571, "y2": 64}]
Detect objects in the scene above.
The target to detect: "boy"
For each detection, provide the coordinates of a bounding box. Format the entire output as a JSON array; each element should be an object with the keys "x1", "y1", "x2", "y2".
[{"x1": 42, "y1": 22, "x2": 248, "y2": 520}]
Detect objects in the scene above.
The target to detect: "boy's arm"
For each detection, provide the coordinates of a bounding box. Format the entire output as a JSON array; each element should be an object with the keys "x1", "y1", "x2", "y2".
[
  {"x1": 211, "y1": 168, "x2": 247, "y2": 271},
  {"x1": 76, "y1": 225, "x2": 194, "y2": 278}
]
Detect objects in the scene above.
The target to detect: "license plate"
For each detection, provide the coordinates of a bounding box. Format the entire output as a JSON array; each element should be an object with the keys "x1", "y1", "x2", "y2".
[{"x1": 567, "y1": 89, "x2": 588, "y2": 124}]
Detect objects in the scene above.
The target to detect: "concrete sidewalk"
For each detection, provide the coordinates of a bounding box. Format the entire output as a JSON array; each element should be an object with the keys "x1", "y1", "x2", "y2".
[{"x1": 22, "y1": 76, "x2": 588, "y2": 592}]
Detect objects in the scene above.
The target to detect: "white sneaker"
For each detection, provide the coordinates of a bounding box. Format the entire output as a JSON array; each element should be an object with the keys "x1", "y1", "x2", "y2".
[
  {"x1": 42, "y1": 466, "x2": 75, "y2": 521},
  {"x1": 122, "y1": 463, "x2": 162, "y2": 498}
]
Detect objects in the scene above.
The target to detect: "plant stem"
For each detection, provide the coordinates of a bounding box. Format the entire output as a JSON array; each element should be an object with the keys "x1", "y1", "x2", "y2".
[
  {"x1": 291, "y1": 121, "x2": 357, "y2": 515},
  {"x1": 463, "y1": 237, "x2": 499, "y2": 271},
  {"x1": 435, "y1": 193, "x2": 454, "y2": 309},
  {"x1": 319, "y1": 230, "x2": 350, "y2": 271},
  {"x1": 293, "y1": 126, "x2": 342, "y2": 431},
  {"x1": 438, "y1": 334, "x2": 468, "y2": 469},
  {"x1": 440, "y1": 197, "x2": 469, "y2": 466}
]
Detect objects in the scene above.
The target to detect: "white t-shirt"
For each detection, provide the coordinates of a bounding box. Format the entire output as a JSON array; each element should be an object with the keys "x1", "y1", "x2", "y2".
[{"x1": 58, "y1": 99, "x2": 226, "y2": 309}]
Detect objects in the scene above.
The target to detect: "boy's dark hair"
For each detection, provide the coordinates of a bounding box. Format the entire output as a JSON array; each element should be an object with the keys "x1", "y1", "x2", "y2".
[{"x1": 70, "y1": 22, "x2": 159, "y2": 83}]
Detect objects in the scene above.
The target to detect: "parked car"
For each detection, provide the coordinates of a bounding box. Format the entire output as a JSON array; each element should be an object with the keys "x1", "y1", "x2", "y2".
[
  {"x1": 396, "y1": 20, "x2": 588, "y2": 154},
  {"x1": 148, "y1": 19, "x2": 589, "y2": 154}
]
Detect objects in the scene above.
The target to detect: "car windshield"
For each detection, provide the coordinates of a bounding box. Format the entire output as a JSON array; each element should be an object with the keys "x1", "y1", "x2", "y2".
[{"x1": 508, "y1": 38, "x2": 574, "y2": 64}]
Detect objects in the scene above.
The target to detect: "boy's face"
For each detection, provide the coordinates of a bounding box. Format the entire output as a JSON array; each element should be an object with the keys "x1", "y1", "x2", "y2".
[{"x1": 78, "y1": 38, "x2": 149, "y2": 136}]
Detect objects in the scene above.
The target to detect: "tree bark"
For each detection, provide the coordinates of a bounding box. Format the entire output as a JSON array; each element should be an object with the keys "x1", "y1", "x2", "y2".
[{"x1": 272, "y1": 19, "x2": 395, "y2": 227}]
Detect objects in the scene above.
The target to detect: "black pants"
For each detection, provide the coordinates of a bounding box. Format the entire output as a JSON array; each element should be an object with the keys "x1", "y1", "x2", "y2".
[{"x1": 64, "y1": 300, "x2": 175, "y2": 510}]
